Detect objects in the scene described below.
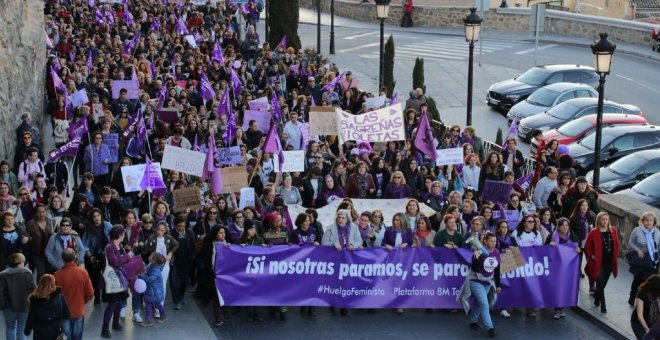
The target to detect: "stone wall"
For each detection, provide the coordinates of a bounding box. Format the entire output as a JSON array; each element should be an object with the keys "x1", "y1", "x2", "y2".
[
  {"x1": 300, "y1": 0, "x2": 657, "y2": 46},
  {"x1": 598, "y1": 195, "x2": 660, "y2": 257},
  {"x1": 0, "y1": 0, "x2": 46, "y2": 163}
]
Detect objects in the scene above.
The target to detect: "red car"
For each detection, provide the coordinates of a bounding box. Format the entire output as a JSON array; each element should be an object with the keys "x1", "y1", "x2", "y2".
[{"x1": 531, "y1": 114, "x2": 648, "y2": 155}]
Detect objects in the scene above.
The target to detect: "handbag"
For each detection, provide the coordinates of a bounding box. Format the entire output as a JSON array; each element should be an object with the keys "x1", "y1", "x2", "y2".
[
  {"x1": 123, "y1": 256, "x2": 146, "y2": 279},
  {"x1": 626, "y1": 250, "x2": 656, "y2": 270},
  {"x1": 56, "y1": 295, "x2": 67, "y2": 340},
  {"x1": 103, "y1": 254, "x2": 125, "y2": 294}
]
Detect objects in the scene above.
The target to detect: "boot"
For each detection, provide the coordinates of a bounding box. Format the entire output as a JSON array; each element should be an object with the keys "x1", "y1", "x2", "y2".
[
  {"x1": 101, "y1": 324, "x2": 111, "y2": 338},
  {"x1": 112, "y1": 318, "x2": 122, "y2": 331},
  {"x1": 600, "y1": 298, "x2": 607, "y2": 313}
]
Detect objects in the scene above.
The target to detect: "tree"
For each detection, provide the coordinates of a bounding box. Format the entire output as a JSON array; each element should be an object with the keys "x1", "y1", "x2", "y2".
[
  {"x1": 495, "y1": 127, "x2": 503, "y2": 147},
  {"x1": 383, "y1": 35, "x2": 396, "y2": 97},
  {"x1": 412, "y1": 58, "x2": 426, "y2": 94},
  {"x1": 268, "y1": 0, "x2": 302, "y2": 51},
  {"x1": 425, "y1": 96, "x2": 443, "y2": 136}
]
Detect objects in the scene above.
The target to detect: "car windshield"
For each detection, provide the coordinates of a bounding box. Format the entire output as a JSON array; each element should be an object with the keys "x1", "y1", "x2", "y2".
[
  {"x1": 579, "y1": 131, "x2": 617, "y2": 150},
  {"x1": 526, "y1": 88, "x2": 560, "y2": 107},
  {"x1": 557, "y1": 118, "x2": 592, "y2": 137},
  {"x1": 515, "y1": 68, "x2": 551, "y2": 86},
  {"x1": 632, "y1": 175, "x2": 660, "y2": 197},
  {"x1": 607, "y1": 153, "x2": 647, "y2": 176},
  {"x1": 547, "y1": 102, "x2": 580, "y2": 119}
]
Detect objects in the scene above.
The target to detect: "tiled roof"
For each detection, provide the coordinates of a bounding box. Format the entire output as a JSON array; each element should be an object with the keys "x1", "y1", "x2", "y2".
[{"x1": 632, "y1": 0, "x2": 660, "y2": 9}]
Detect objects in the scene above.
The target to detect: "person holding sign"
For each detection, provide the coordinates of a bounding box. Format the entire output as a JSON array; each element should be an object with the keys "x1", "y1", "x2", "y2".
[
  {"x1": 545, "y1": 217, "x2": 580, "y2": 319},
  {"x1": 478, "y1": 152, "x2": 505, "y2": 199},
  {"x1": 84, "y1": 132, "x2": 112, "y2": 187}
]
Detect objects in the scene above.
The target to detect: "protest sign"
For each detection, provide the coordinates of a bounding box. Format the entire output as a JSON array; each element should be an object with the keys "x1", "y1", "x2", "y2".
[
  {"x1": 248, "y1": 97, "x2": 269, "y2": 112},
  {"x1": 172, "y1": 187, "x2": 201, "y2": 213},
  {"x1": 221, "y1": 166, "x2": 248, "y2": 193},
  {"x1": 300, "y1": 122, "x2": 317, "y2": 150},
  {"x1": 92, "y1": 104, "x2": 104, "y2": 123},
  {"x1": 100, "y1": 0, "x2": 122, "y2": 3},
  {"x1": 435, "y1": 148, "x2": 464, "y2": 166},
  {"x1": 216, "y1": 244, "x2": 580, "y2": 309},
  {"x1": 184, "y1": 35, "x2": 198, "y2": 48},
  {"x1": 161, "y1": 145, "x2": 206, "y2": 177},
  {"x1": 364, "y1": 95, "x2": 387, "y2": 109},
  {"x1": 241, "y1": 110, "x2": 270, "y2": 133},
  {"x1": 239, "y1": 187, "x2": 256, "y2": 209},
  {"x1": 71, "y1": 89, "x2": 89, "y2": 108},
  {"x1": 174, "y1": 80, "x2": 198, "y2": 89},
  {"x1": 492, "y1": 210, "x2": 521, "y2": 228},
  {"x1": 111, "y1": 80, "x2": 140, "y2": 99},
  {"x1": 103, "y1": 133, "x2": 119, "y2": 163},
  {"x1": 499, "y1": 247, "x2": 526, "y2": 273},
  {"x1": 481, "y1": 180, "x2": 513, "y2": 206},
  {"x1": 308, "y1": 107, "x2": 338, "y2": 135},
  {"x1": 156, "y1": 108, "x2": 180, "y2": 125},
  {"x1": 273, "y1": 150, "x2": 305, "y2": 173},
  {"x1": 216, "y1": 146, "x2": 241, "y2": 166},
  {"x1": 337, "y1": 105, "x2": 405, "y2": 143},
  {"x1": 120, "y1": 162, "x2": 164, "y2": 193}
]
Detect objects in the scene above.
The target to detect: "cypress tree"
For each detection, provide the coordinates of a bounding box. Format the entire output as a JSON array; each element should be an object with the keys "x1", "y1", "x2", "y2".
[
  {"x1": 383, "y1": 35, "x2": 396, "y2": 97},
  {"x1": 268, "y1": 0, "x2": 302, "y2": 51},
  {"x1": 412, "y1": 58, "x2": 426, "y2": 94}
]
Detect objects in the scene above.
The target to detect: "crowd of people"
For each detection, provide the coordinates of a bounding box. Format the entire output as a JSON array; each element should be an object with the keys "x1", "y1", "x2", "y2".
[{"x1": 0, "y1": 0, "x2": 658, "y2": 339}]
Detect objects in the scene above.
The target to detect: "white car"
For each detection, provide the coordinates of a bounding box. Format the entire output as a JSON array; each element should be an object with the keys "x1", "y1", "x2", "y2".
[{"x1": 507, "y1": 82, "x2": 598, "y2": 121}]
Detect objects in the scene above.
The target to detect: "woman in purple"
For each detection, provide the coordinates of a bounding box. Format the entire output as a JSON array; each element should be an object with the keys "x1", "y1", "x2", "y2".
[
  {"x1": 316, "y1": 175, "x2": 344, "y2": 208},
  {"x1": 383, "y1": 171, "x2": 412, "y2": 199},
  {"x1": 101, "y1": 226, "x2": 131, "y2": 338}
]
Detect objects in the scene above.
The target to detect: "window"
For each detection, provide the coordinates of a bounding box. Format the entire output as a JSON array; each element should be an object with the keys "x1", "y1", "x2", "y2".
[
  {"x1": 556, "y1": 91, "x2": 576, "y2": 104},
  {"x1": 576, "y1": 90, "x2": 595, "y2": 98},
  {"x1": 602, "y1": 105, "x2": 623, "y2": 114},
  {"x1": 633, "y1": 133, "x2": 655, "y2": 148},
  {"x1": 644, "y1": 160, "x2": 660, "y2": 175},
  {"x1": 565, "y1": 72, "x2": 585, "y2": 82},
  {"x1": 611, "y1": 135, "x2": 634, "y2": 151},
  {"x1": 575, "y1": 106, "x2": 597, "y2": 117},
  {"x1": 545, "y1": 73, "x2": 563, "y2": 84}
]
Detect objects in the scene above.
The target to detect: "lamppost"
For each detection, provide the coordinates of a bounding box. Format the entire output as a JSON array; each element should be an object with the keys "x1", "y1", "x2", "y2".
[
  {"x1": 500, "y1": 0, "x2": 509, "y2": 8},
  {"x1": 463, "y1": 7, "x2": 482, "y2": 127},
  {"x1": 375, "y1": 0, "x2": 391, "y2": 87},
  {"x1": 317, "y1": 0, "x2": 322, "y2": 67},
  {"x1": 590, "y1": 32, "x2": 616, "y2": 191},
  {"x1": 330, "y1": 0, "x2": 336, "y2": 54},
  {"x1": 264, "y1": 0, "x2": 269, "y2": 42}
]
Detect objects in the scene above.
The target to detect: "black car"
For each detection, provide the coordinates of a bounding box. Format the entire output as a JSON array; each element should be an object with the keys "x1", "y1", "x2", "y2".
[
  {"x1": 615, "y1": 173, "x2": 660, "y2": 208},
  {"x1": 567, "y1": 125, "x2": 660, "y2": 175},
  {"x1": 586, "y1": 150, "x2": 660, "y2": 193},
  {"x1": 517, "y1": 98, "x2": 643, "y2": 142},
  {"x1": 486, "y1": 64, "x2": 599, "y2": 112}
]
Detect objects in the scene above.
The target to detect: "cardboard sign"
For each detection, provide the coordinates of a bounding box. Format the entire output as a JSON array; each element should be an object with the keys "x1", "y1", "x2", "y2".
[
  {"x1": 481, "y1": 180, "x2": 513, "y2": 206},
  {"x1": 221, "y1": 166, "x2": 248, "y2": 193},
  {"x1": 71, "y1": 89, "x2": 89, "y2": 108},
  {"x1": 103, "y1": 133, "x2": 119, "y2": 163},
  {"x1": 216, "y1": 146, "x2": 241, "y2": 166},
  {"x1": 248, "y1": 97, "x2": 269, "y2": 112},
  {"x1": 161, "y1": 145, "x2": 206, "y2": 177},
  {"x1": 309, "y1": 107, "x2": 338, "y2": 135},
  {"x1": 435, "y1": 148, "x2": 465, "y2": 166},
  {"x1": 492, "y1": 210, "x2": 521, "y2": 228},
  {"x1": 120, "y1": 162, "x2": 164, "y2": 193},
  {"x1": 242, "y1": 110, "x2": 270, "y2": 133},
  {"x1": 364, "y1": 95, "x2": 387, "y2": 109},
  {"x1": 499, "y1": 247, "x2": 526, "y2": 273},
  {"x1": 156, "y1": 108, "x2": 180, "y2": 125},
  {"x1": 273, "y1": 150, "x2": 305, "y2": 173},
  {"x1": 338, "y1": 104, "x2": 405, "y2": 143},
  {"x1": 239, "y1": 187, "x2": 256, "y2": 209},
  {"x1": 172, "y1": 187, "x2": 201, "y2": 213},
  {"x1": 92, "y1": 104, "x2": 105, "y2": 123},
  {"x1": 111, "y1": 80, "x2": 140, "y2": 99}
]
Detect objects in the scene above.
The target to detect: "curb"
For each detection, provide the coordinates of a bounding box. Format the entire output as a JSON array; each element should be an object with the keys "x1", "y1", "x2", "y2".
[{"x1": 570, "y1": 306, "x2": 632, "y2": 340}]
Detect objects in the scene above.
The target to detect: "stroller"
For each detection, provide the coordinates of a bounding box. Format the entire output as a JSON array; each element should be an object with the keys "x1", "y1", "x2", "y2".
[{"x1": 652, "y1": 27, "x2": 660, "y2": 52}]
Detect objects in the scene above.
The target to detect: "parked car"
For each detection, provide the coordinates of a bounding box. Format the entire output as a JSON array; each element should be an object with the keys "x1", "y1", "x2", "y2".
[
  {"x1": 518, "y1": 98, "x2": 644, "y2": 142},
  {"x1": 486, "y1": 64, "x2": 598, "y2": 112},
  {"x1": 506, "y1": 83, "x2": 598, "y2": 121},
  {"x1": 615, "y1": 173, "x2": 660, "y2": 208},
  {"x1": 567, "y1": 125, "x2": 660, "y2": 175},
  {"x1": 585, "y1": 150, "x2": 660, "y2": 193},
  {"x1": 529, "y1": 114, "x2": 648, "y2": 155}
]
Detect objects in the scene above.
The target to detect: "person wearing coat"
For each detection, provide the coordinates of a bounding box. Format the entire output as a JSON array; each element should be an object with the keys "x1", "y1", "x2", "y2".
[
  {"x1": 83, "y1": 132, "x2": 112, "y2": 187},
  {"x1": 138, "y1": 253, "x2": 167, "y2": 326},
  {"x1": 0, "y1": 253, "x2": 36, "y2": 340},
  {"x1": 560, "y1": 176, "x2": 600, "y2": 218},
  {"x1": 344, "y1": 161, "x2": 376, "y2": 199},
  {"x1": 382, "y1": 213, "x2": 414, "y2": 251},
  {"x1": 584, "y1": 212, "x2": 620, "y2": 314},
  {"x1": 44, "y1": 219, "x2": 86, "y2": 271},
  {"x1": 501, "y1": 138, "x2": 525, "y2": 179},
  {"x1": 627, "y1": 211, "x2": 660, "y2": 307},
  {"x1": 24, "y1": 274, "x2": 70, "y2": 340},
  {"x1": 101, "y1": 226, "x2": 131, "y2": 338}
]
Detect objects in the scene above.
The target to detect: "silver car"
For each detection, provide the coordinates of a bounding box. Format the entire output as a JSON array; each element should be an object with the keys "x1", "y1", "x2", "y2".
[{"x1": 507, "y1": 82, "x2": 598, "y2": 121}]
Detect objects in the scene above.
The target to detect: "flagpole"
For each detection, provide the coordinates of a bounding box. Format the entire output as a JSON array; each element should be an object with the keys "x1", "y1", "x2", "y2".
[{"x1": 65, "y1": 155, "x2": 77, "y2": 198}]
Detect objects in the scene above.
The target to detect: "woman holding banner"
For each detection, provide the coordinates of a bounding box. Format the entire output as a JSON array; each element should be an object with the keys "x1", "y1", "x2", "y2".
[{"x1": 585, "y1": 212, "x2": 620, "y2": 314}]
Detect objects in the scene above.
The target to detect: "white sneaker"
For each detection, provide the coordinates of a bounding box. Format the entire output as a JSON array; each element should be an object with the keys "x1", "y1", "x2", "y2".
[
  {"x1": 499, "y1": 310, "x2": 511, "y2": 318},
  {"x1": 154, "y1": 309, "x2": 160, "y2": 319},
  {"x1": 133, "y1": 312, "x2": 143, "y2": 323},
  {"x1": 120, "y1": 307, "x2": 127, "y2": 318}
]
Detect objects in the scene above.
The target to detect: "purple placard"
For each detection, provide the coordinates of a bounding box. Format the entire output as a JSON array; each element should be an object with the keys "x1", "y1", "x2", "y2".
[
  {"x1": 492, "y1": 210, "x2": 521, "y2": 227},
  {"x1": 481, "y1": 180, "x2": 513, "y2": 206},
  {"x1": 216, "y1": 244, "x2": 579, "y2": 309},
  {"x1": 241, "y1": 109, "x2": 270, "y2": 133},
  {"x1": 111, "y1": 80, "x2": 140, "y2": 100},
  {"x1": 156, "y1": 108, "x2": 180, "y2": 125}
]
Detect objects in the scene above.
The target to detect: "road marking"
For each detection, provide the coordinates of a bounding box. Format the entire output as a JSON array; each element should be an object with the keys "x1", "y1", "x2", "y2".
[
  {"x1": 344, "y1": 31, "x2": 379, "y2": 40},
  {"x1": 514, "y1": 44, "x2": 558, "y2": 55},
  {"x1": 616, "y1": 74, "x2": 660, "y2": 94},
  {"x1": 337, "y1": 42, "x2": 381, "y2": 53}
]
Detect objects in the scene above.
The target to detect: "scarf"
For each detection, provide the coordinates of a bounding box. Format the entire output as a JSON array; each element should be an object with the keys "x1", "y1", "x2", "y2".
[
  {"x1": 551, "y1": 230, "x2": 571, "y2": 245},
  {"x1": 642, "y1": 227, "x2": 657, "y2": 261},
  {"x1": 497, "y1": 234, "x2": 512, "y2": 250},
  {"x1": 356, "y1": 174, "x2": 368, "y2": 198},
  {"x1": 337, "y1": 224, "x2": 350, "y2": 247},
  {"x1": 416, "y1": 229, "x2": 430, "y2": 240},
  {"x1": 358, "y1": 225, "x2": 371, "y2": 242},
  {"x1": 541, "y1": 221, "x2": 554, "y2": 234},
  {"x1": 578, "y1": 213, "x2": 589, "y2": 238}
]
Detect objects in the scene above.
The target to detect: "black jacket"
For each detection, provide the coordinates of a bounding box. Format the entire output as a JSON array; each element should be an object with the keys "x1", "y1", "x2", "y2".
[
  {"x1": 44, "y1": 161, "x2": 69, "y2": 193},
  {"x1": 94, "y1": 198, "x2": 127, "y2": 225},
  {"x1": 25, "y1": 290, "x2": 70, "y2": 339}
]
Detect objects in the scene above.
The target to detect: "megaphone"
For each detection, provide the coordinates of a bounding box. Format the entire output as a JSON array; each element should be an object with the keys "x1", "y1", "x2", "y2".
[{"x1": 465, "y1": 233, "x2": 490, "y2": 256}]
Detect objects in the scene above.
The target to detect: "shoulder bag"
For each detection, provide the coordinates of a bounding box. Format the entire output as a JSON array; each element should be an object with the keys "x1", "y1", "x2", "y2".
[{"x1": 103, "y1": 254, "x2": 125, "y2": 294}]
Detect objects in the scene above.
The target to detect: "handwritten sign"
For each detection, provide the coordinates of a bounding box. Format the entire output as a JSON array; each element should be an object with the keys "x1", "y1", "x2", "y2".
[
  {"x1": 338, "y1": 104, "x2": 405, "y2": 143},
  {"x1": 492, "y1": 210, "x2": 521, "y2": 228},
  {"x1": 239, "y1": 187, "x2": 256, "y2": 209},
  {"x1": 499, "y1": 247, "x2": 526, "y2": 273},
  {"x1": 481, "y1": 180, "x2": 513, "y2": 206},
  {"x1": 216, "y1": 146, "x2": 241, "y2": 166},
  {"x1": 120, "y1": 162, "x2": 164, "y2": 193},
  {"x1": 309, "y1": 107, "x2": 338, "y2": 135},
  {"x1": 364, "y1": 95, "x2": 387, "y2": 109},
  {"x1": 92, "y1": 104, "x2": 104, "y2": 123},
  {"x1": 248, "y1": 97, "x2": 269, "y2": 112},
  {"x1": 103, "y1": 133, "x2": 119, "y2": 163},
  {"x1": 156, "y1": 108, "x2": 179, "y2": 125},
  {"x1": 71, "y1": 89, "x2": 89, "y2": 108},
  {"x1": 111, "y1": 80, "x2": 140, "y2": 99},
  {"x1": 221, "y1": 166, "x2": 248, "y2": 193},
  {"x1": 161, "y1": 145, "x2": 206, "y2": 177},
  {"x1": 242, "y1": 110, "x2": 270, "y2": 133},
  {"x1": 435, "y1": 148, "x2": 464, "y2": 166},
  {"x1": 172, "y1": 187, "x2": 201, "y2": 213},
  {"x1": 273, "y1": 150, "x2": 305, "y2": 173}
]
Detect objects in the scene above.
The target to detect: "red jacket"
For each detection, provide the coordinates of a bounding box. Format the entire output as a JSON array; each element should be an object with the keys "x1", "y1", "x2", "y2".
[
  {"x1": 584, "y1": 226, "x2": 620, "y2": 280},
  {"x1": 54, "y1": 263, "x2": 94, "y2": 318},
  {"x1": 404, "y1": 0, "x2": 414, "y2": 13}
]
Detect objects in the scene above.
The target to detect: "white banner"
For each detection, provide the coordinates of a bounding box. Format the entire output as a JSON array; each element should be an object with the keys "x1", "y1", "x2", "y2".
[
  {"x1": 273, "y1": 150, "x2": 305, "y2": 173},
  {"x1": 364, "y1": 95, "x2": 387, "y2": 109},
  {"x1": 337, "y1": 104, "x2": 405, "y2": 143},
  {"x1": 239, "y1": 187, "x2": 256, "y2": 209},
  {"x1": 120, "y1": 162, "x2": 164, "y2": 193},
  {"x1": 161, "y1": 145, "x2": 206, "y2": 177},
  {"x1": 435, "y1": 148, "x2": 464, "y2": 166},
  {"x1": 216, "y1": 146, "x2": 241, "y2": 166}
]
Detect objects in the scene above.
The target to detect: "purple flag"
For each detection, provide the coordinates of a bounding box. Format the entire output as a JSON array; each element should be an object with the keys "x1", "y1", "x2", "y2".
[
  {"x1": 88, "y1": 0, "x2": 94, "y2": 7},
  {"x1": 150, "y1": 19, "x2": 161, "y2": 32},
  {"x1": 202, "y1": 135, "x2": 216, "y2": 180},
  {"x1": 126, "y1": 12, "x2": 134, "y2": 27},
  {"x1": 503, "y1": 117, "x2": 517, "y2": 148},
  {"x1": 176, "y1": 17, "x2": 188, "y2": 36},
  {"x1": 66, "y1": 117, "x2": 89, "y2": 137},
  {"x1": 150, "y1": 62, "x2": 156, "y2": 78},
  {"x1": 69, "y1": 50, "x2": 76, "y2": 63},
  {"x1": 390, "y1": 92, "x2": 398, "y2": 105},
  {"x1": 46, "y1": 35, "x2": 54, "y2": 49},
  {"x1": 310, "y1": 95, "x2": 316, "y2": 107},
  {"x1": 95, "y1": 10, "x2": 104, "y2": 24},
  {"x1": 51, "y1": 67, "x2": 66, "y2": 94},
  {"x1": 199, "y1": 72, "x2": 216, "y2": 103},
  {"x1": 515, "y1": 172, "x2": 534, "y2": 190},
  {"x1": 212, "y1": 41, "x2": 224, "y2": 64},
  {"x1": 122, "y1": 108, "x2": 143, "y2": 138},
  {"x1": 140, "y1": 156, "x2": 167, "y2": 192},
  {"x1": 263, "y1": 122, "x2": 284, "y2": 171},
  {"x1": 224, "y1": 105, "x2": 236, "y2": 145},
  {"x1": 52, "y1": 56, "x2": 61, "y2": 73},
  {"x1": 216, "y1": 89, "x2": 228, "y2": 116},
  {"x1": 211, "y1": 163, "x2": 224, "y2": 195},
  {"x1": 230, "y1": 68, "x2": 242, "y2": 97},
  {"x1": 276, "y1": 35, "x2": 287, "y2": 49},
  {"x1": 321, "y1": 72, "x2": 345, "y2": 92},
  {"x1": 177, "y1": 0, "x2": 183, "y2": 9},
  {"x1": 271, "y1": 93, "x2": 282, "y2": 122},
  {"x1": 87, "y1": 50, "x2": 93, "y2": 70},
  {"x1": 193, "y1": 135, "x2": 201, "y2": 152},
  {"x1": 48, "y1": 133, "x2": 82, "y2": 163},
  {"x1": 415, "y1": 112, "x2": 437, "y2": 161},
  {"x1": 106, "y1": 11, "x2": 115, "y2": 26},
  {"x1": 64, "y1": 92, "x2": 74, "y2": 120},
  {"x1": 241, "y1": 3, "x2": 249, "y2": 14},
  {"x1": 157, "y1": 86, "x2": 167, "y2": 109},
  {"x1": 123, "y1": 33, "x2": 140, "y2": 55},
  {"x1": 194, "y1": 32, "x2": 204, "y2": 45}
]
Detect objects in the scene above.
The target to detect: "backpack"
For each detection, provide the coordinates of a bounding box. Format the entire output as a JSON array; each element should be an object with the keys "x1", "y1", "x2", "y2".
[{"x1": 23, "y1": 160, "x2": 44, "y2": 177}]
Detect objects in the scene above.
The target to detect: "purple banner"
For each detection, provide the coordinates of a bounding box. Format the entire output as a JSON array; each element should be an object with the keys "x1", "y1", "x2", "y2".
[{"x1": 215, "y1": 244, "x2": 579, "y2": 309}]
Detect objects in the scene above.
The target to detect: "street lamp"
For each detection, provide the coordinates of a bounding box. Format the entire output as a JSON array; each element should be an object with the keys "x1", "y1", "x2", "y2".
[
  {"x1": 330, "y1": 0, "x2": 335, "y2": 54},
  {"x1": 590, "y1": 32, "x2": 616, "y2": 191},
  {"x1": 264, "y1": 0, "x2": 269, "y2": 42},
  {"x1": 317, "y1": 0, "x2": 322, "y2": 67},
  {"x1": 463, "y1": 7, "x2": 482, "y2": 127},
  {"x1": 375, "y1": 0, "x2": 391, "y2": 87}
]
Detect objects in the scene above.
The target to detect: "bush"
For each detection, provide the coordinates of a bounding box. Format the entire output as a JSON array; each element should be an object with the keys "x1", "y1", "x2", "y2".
[{"x1": 383, "y1": 35, "x2": 396, "y2": 97}]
